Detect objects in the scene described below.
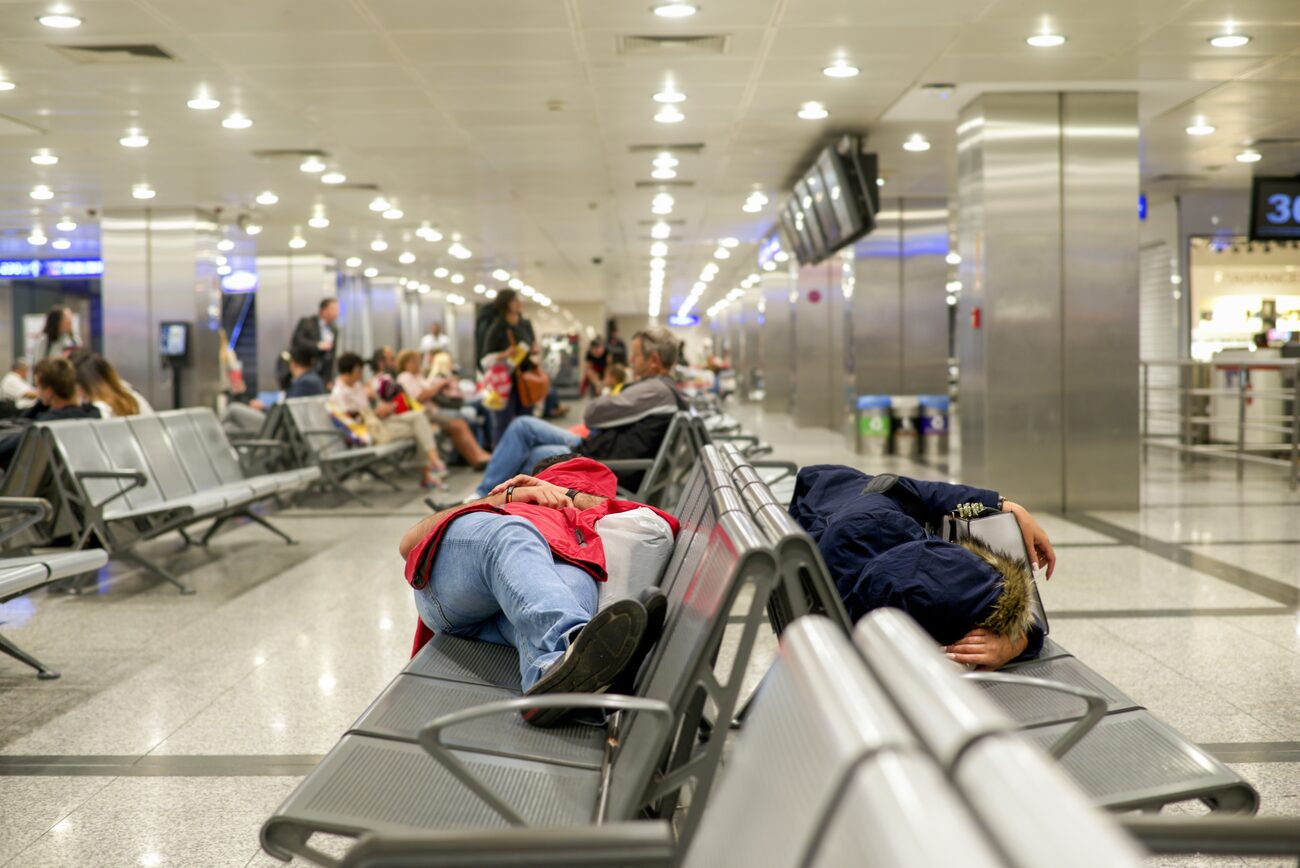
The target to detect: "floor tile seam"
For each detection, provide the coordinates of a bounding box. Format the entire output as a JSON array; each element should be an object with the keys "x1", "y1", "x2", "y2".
[
  {"x1": 1213, "y1": 614, "x2": 1300, "y2": 661},
  {"x1": 0, "y1": 773, "x2": 120, "y2": 868},
  {"x1": 1086, "y1": 619, "x2": 1290, "y2": 736}
]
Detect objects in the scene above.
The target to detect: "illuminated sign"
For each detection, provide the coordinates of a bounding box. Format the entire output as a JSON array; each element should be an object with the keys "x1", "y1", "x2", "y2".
[
  {"x1": 221, "y1": 270, "x2": 258, "y2": 292},
  {"x1": 667, "y1": 313, "x2": 700, "y2": 327},
  {"x1": 0, "y1": 259, "x2": 104, "y2": 279},
  {"x1": 1138, "y1": 193, "x2": 1147, "y2": 221}
]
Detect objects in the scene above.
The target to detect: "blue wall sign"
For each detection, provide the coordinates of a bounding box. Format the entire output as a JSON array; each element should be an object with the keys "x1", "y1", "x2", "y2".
[
  {"x1": 1138, "y1": 193, "x2": 1147, "y2": 221},
  {"x1": 667, "y1": 313, "x2": 700, "y2": 327},
  {"x1": 0, "y1": 258, "x2": 104, "y2": 279},
  {"x1": 221, "y1": 270, "x2": 258, "y2": 292}
]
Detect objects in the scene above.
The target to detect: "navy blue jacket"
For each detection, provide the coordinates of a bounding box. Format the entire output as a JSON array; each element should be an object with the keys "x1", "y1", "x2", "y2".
[
  {"x1": 790, "y1": 464, "x2": 1043, "y2": 657},
  {"x1": 286, "y1": 371, "x2": 326, "y2": 399}
]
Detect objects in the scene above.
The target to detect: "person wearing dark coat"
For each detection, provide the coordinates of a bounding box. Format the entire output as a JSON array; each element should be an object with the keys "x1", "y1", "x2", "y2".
[
  {"x1": 789, "y1": 464, "x2": 1056, "y2": 670},
  {"x1": 290, "y1": 298, "x2": 340, "y2": 383},
  {"x1": 0, "y1": 358, "x2": 101, "y2": 470}
]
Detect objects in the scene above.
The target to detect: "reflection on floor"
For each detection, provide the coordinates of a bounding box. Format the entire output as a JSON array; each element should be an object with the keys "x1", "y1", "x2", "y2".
[{"x1": 0, "y1": 404, "x2": 1297, "y2": 867}]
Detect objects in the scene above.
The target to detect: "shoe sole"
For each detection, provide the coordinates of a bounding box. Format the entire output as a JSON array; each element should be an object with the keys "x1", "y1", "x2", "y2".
[
  {"x1": 523, "y1": 599, "x2": 646, "y2": 727},
  {"x1": 609, "y1": 591, "x2": 668, "y2": 697}
]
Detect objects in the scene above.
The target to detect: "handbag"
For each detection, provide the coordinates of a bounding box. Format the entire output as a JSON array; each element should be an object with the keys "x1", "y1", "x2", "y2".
[
  {"x1": 509, "y1": 328, "x2": 550, "y2": 408},
  {"x1": 940, "y1": 506, "x2": 1049, "y2": 635}
]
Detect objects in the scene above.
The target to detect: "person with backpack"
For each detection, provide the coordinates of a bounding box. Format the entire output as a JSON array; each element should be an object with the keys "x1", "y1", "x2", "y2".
[{"x1": 479, "y1": 289, "x2": 540, "y2": 447}]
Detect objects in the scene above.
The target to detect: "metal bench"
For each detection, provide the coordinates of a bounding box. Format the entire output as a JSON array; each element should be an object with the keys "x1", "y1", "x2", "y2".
[
  {"x1": 279, "y1": 397, "x2": 415, "y2": 504},
  {"x1": 0, "y1": 508, "x2": 110, "y2": 679},
  {"x1": 602, "y1": 411, "x2": 694, "y2": 508},
  {"x1": 19, "y1": 410, "x2": 313, "y2": 594},
  {"x1": 260, "y1": 445, "x2": 779, "y2": 867}
]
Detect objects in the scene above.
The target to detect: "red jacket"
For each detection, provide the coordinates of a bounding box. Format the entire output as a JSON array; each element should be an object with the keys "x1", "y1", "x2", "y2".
[{"x1": 403, "y1": 456, "x2": 680, "y2": 655}]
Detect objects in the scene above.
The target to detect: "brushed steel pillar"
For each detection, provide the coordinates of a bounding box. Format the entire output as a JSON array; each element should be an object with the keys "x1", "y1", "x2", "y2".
[
  {"x1": 368, "y1": 279, "x2": 401, "y2": 353},
  {"x1": 760, "y1": 268, "x2": 794, "y2": 414},
  {"x1": 792, "y1": 259, "x2": 838, "y2": 429},
  {"x1": 957, "y1": 92, "x2": 1139, "y2": 511},
  {"x1": 851, "y1": 203, "x2": 903, "y2": 395},
  {"x1": 253, "y1": 255, "x2": 335, "y2": 392},
  {"x1": 102, "y1": 209, "x2": 222, "y2": 409}
]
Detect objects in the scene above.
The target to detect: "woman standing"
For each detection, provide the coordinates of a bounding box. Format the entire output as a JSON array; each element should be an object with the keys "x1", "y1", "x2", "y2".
[
  {"x1": 39, "y1": 306, "x2": 79, "y2": 359},
  {"x1": 479, "y1": 289, "x2": 538, "y2": 447}
]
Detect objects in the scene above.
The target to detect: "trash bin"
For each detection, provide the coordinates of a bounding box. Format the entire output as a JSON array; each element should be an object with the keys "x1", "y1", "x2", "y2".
[
  {"x1": 918, "y1": 395, "x2": 950, "y2": 459},
  {"x1": 854, "y1": 395, "x2": 892, "y2": 456},
  {"x1": 891, "y1": 396, "x2": 921, "y2": 458}
]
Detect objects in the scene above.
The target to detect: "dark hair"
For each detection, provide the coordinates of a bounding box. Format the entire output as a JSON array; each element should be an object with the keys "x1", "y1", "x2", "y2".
[
  {"x1": 289, "y1": 346, "x2": 318, "y2": 369},
  {"x1": 34, "y1": 358, "x2": 77, "y2": 400},
  {"x1": 369, "y1": 347, "x2": 389, "y2": 374},
  {"x1": 493, "y1": 289, "x2": 518, "y2": 316},
  {"x1": 42, "y1": 306, "x2": 67, "y2": 351},
  {"x1": 589, "y1": 336, "x2": 604, "y2": 347},
  {"x1": 74, "y1": 353, "x2": 139, "y2": 416},
  {"x1": 530, "y1": 452, "x2": 583, "y2": 476},
  {"x1": 319, "y1": 298, "x2": 338, "y2": 313},
  {"x1": 337, "y1": 351, "x2": 364, "y2": 375}
]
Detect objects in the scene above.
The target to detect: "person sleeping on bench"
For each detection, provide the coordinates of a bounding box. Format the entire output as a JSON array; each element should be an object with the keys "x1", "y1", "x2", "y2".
[
  {"x1": 399, "y1": 454, "x2": 678, "y2": 727},
  {"x1": 789, "y1": 465, "x2": 1057, "y2": 670}
]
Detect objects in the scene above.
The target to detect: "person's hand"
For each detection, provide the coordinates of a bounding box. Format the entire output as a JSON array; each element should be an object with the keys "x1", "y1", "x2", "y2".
[
  {"x1": 944, "y1": 628, "x2": 1028, "y2": 671},
  {"x1": 318, "y1": 339, "x2": 332, "y2": 351},
  {"x1": 249, "y1": 398, "x2": 266, "y2": 411},
  {"x1": 508, "y1": 481, "x2": 570, "y2": 509},
  {"x1": 1002, "y1": 500, "x2": 1056, "y2": 579},
  {"x1": 374, "y1": 401, "x2": 394, "y2": 419},
  {"x1": 488, "y1": 474, "x2": 545, "y2": 496}
]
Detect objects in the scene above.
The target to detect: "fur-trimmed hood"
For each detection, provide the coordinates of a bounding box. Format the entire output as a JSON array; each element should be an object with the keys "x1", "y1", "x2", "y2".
[{"x1": 957, "y1": 537, "x2": 1035, "y2": 639}]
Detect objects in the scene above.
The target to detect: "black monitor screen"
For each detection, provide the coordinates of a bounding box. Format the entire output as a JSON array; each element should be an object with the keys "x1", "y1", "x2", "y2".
[
  {"x1": 159, "y1": 322, "x2": 189, "y2": 358},
  {"x1": 806, "y1": 167, "x2": 842, "y2": 251},
  {"x1": 778, "y1": 204, "x2": 804, "y2": 264},
  {"x1": 794, "y1": 177, "x2": 827, "y2": 263},
  {"x1": 1250, "y1": 176, "x2": 1300, "y2": 241},
  {"x1": 817, "y1": 147, "x2": 869, "y2": 248}
]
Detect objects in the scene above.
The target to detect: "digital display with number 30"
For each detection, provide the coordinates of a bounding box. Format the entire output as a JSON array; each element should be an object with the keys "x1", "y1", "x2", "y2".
[{"x1": 1249, "y1": 176, "x2": 1300, "y2": 241}]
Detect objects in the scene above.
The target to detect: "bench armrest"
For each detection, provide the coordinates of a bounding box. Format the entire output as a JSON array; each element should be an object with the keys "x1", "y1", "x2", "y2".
[
  {"x1": 1121, "y1": 816, "x2": 1300, "y2": 856},
  {"x1": 230, "y1": 439, "x2": 290, "y2": 451},
  {"x1": 963, "y1": 671, "x2": 1107, "y2": 759},
  {"x1": 418, "y1": 694, "x2": 673, "y2": 827},
  {"x1": 601, "y1": 459, "x2": 653, "y2": 470},
  {"x1": 341, "y1": 823, "x2": 675, "y2": 868},
  {"x1": 0, "y1": 497, "x2": 53, "y2": 546},
  {"x1": 75, "y1": 469, "x2": 147, "y2": 510}
]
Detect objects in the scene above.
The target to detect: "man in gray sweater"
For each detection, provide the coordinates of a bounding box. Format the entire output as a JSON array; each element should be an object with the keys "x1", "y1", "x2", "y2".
[{"x1": 470, "y1": 326, "x2": 686, "y2": 499}]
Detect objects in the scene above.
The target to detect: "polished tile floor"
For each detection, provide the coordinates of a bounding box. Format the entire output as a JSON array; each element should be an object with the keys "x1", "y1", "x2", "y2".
[{"x1": 1, "y1": 404, "x2": 1297, "y2": 866}]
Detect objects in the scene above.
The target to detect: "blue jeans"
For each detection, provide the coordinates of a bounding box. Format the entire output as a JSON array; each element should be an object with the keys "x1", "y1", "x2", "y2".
[
  {"x1": 412, "y1": 512, "x2": 597, "y2": 689},
  {"x1": 475, "y1": 415, "x2": 582, "y2": 497}
]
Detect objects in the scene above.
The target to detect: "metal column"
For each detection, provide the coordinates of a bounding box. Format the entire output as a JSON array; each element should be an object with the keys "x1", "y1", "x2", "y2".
[
  {"x1": 254, "y1": 254, "x2": 335, "y2": 392},
  {"x1": 792, "y1": 259, "x2": 837, "y2": 429},
  {"x1": 761, "y1": 268, "x2": 794, "y2": 414},
  {"x1": 957, "y1": 92, "x2": 1139, "y2": 511}
]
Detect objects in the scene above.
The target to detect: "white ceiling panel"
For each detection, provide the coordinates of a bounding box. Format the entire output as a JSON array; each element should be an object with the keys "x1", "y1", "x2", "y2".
[
  {"x1": 575, "y1": 0, "x2": 781, "y2": 30},
  {"x1": 243, "y1": 64, "x2": 417, "y2": 91},
  {"x1": 1175, "y1": 0, "x2": 1300, "y2": 26},
  {"x1": 582, "y1": 27, "x2": 768, "y2": 62},
  {"x1": 146, "y1": 0, "x2": 374, "y2": 34},
  {"x1": 390, "y1": 30, "x2": 579, "y2": 64},
  {"x1": 194, "y1": 31, "x2": 397, "y2": 66},
  {"x1": 0, "y1": 2, "x2": 167, "y2": 39},
  {"x1": 778, "y1": 0, "x2": 982, "y2": 28},
  {"x1": 364, "y1": 0, "x2": 570, "y2": 31},
  {"x1": 416, "y1": 62, "x2": 589, "y2": 88},
  {"x1": 768, "y1": 26, "x2": 959, "y2": 59},
  {"x1": 583, "y1": 58, "x2": 756, "y2": 87}
]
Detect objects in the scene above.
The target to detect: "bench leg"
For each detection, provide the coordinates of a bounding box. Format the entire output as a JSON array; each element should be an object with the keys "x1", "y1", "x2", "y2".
[
  {"x1": 0, "y1": 633, "x2": 60, "y2": 680},
  {"x1": 119, "y1": 549, "x2": 195, "y2": 595},
  {"x1": 198, "y1": 515, "x2": 232, "y2": 546},
  {"x1": 361, "y1": 464, "x2": 402, "y2": 491},
  {"x1": 177, "y1": 528, "x2": 199, "y2": 547},
  {"x1": 240, "y1": 509, "x2": 298, "y2": 546}
]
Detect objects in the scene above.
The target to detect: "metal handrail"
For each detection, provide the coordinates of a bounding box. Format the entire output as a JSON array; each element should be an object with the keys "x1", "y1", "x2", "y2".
[{"x1": 1140, "y1": 359, "x2": 1299, "y2": 490}]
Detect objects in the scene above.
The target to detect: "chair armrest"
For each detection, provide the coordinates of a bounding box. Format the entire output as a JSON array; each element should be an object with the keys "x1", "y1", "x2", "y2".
[
  {"x1": 1121, "y1": 816, "x2": 1300, "y2": 856},
  {"x1": 418, "y1": 694, "x2": 673, "y2": 826},
  {"x1": 341, "y1": 823, "x2": 675, "y2": 868},
  {"x1": 601, "y1": 459, "x2": 654, "y2": 470},
  {"x1": 75, "y1": 469, "x2": 147, "y2": 510},
  {"x1": 0, "y1": 497, "x2": 53, "y2": 546},
  {"x1": 230, "y1": 439, "x2": 290, "y2": 451},
  {"x1": 963, "y1": 671, "x2": 1108, "y2": 759},
  {"x1": 299, "y1": 427, "x2": 350, "y2": 441}
]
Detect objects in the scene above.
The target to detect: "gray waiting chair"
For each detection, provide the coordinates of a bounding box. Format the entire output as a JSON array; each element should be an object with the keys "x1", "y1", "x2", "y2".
[
  {"x1": 603, "y1": 411, "x2": 694, "y2": 508},
  {"x1": 260, "y1": 445, "x2": 779, "y2": 867},
  {"x1": 280, "y1": 396, "x2": 415, "y2": 503}
]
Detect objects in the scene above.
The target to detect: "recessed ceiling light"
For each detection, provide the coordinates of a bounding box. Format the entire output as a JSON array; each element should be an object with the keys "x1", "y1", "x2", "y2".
[
  {"x1": 651, "y1": 167, "x2": 677, "y2": 180},
  {"x1": 31, "y1": 149, "x2": 58, "y2": 165},
  {"x1": 364, "y1": 267, "x2": 379, "y2": 278},
  {"x1": 1026, "y1": 33, "x2": 1066, "y2": 47},
  {"x1": 217, "y1": 264, "x2": 232, "y2": 276},
  {"x1": 1235, "y1": 148, "x2": 1262, "y2": 163},
  {"x1": 320, "y1": 171, "x2": 347, "y2": 185},
  {"x1": 946, "y1": 280, "x2": 963, "y2": 292},
  {"x1": 720, "y1": 237, "x2": 739, "y2": 247},
  {"x1": 651, "y1": 222, "x2": 671, "y2": 240},
  {"x1": 650, "y1": 257, "x2": 666, "y2": 269},
  {"x1": 289, "y1": 235, "x2": 307, "y2": 249},
  {"x1": 28, "y1": 229, "x2": 47, "y2": 246},
  {"x1": 369, "y1": 196, "x2": 391, "y2": 212},
  {"x1": 450, "y1": 273, "x2": 465, "y2": 284},
  {"x1": 714, "y1": 247, "x2": 730, "y2": 259},
  {"x1": 448, "y1": 241, "x2": 472, "y2": 259},
  {"x1": 300, "y1": 156, "x2": 326, "y2": 173},
  {"x1": 653, "y1": 153, "x2": 678, "y2": 168},
  {"x1": 56, "y1": 216, "x2": 76, "y2": 231},
  {"x1": 29, "y1": 185, "x2": 53, "y2": 200},
  {"x1": 308, "y1": 213, "x2": 329, "y2": 229},
  {"x1": 508, "y1": 277, "x2": 524, "y2": 289},
  {"x1": 1208, "y1": 33, "x2": 1250, "y2": 48},
  {"x1": 1185, "y1": 118, "x2": 1216, "y2": 136},
  {"x1": 399, "y1": 251, "x2": 416, "y2": 264},
  {"x1": 0, "y1": 80, "x2": 16, "y2": 91},
  {"x1": 652, "y1": 1, "x2": 697, "y2": 18},
  {"x1": 492, "y1": 268, "x2": 510, "y2": 281},
  {"x1": 654, "y1": 88, "x2": 686, "y2": 104},
  {"x1": 345, "y1": 256, "x2": 363, "y2": 268},
  {"x1": 798, "y1": 101, "x2": 828, "y2": 120},
  {"x1": 383, "y1": 207, "x2": 404, "y2": 220},
  {"x1": 222, "y1": 113, "x2": 252, "y2": 129},
  {"x1": 51, "y1": 237, "x2": 72, "y2": 250},
  {"x1": 903, "y1": 133, "x2": 931, "y2": 152},
  {"x1": 945, "y1": 251, "x2": 961, "y2": 265},
  {"x1": 214, "y1": 254, "x2": 227, "y2": 266},
  {"x1": 654, "y1": 105, "x2": 685, "y2": 124},
  {"x1": 119, "y1": 130, "x2": 149, "y2": 148},
  {"x1": 255, "y1": 190, "x2": 278, "y2": 206},
  {"x1": 877, "y1": 177, "x2": 885, "y2": 186},
  {"x1": 474, "y1": 283, "x2": 487, "y2": 294},
  {"x1": 38, "y1": 13, "x2": 82, "y2": 28},
  {"x1": 650, "y1": 241, "x2": 668, "y2": 256},
  {"x1": 434, "y1": 267, "x2": 450, "y2": 279},
  {"x1": 217, "y1": 239, "x2": 235, "y2": 251},
  {"x1": 187, "y1": 95, "x2": 221, "y2": 110},
  {"x1": 822, "y1": 59, "x2": 859, "y2": 78},
  {"x1": 370, "y1": 238, "x2": 388, "y2": 252},
  {"x1": 245, "y1": 223, "x2": 262, "y2": 235},
  {"x1": 132, "y1": 183, "x2": 155, "y2": 200}
]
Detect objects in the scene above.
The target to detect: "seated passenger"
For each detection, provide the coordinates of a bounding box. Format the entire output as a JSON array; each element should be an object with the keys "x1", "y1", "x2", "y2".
[
  {"x1": 603, "y1": 362, "x2": 629, "y2": 395},
  {"x1": 789, "y1": 465, "x2": 1056, "y2": 670},
  {"x1": 2, "y1": 359, "x2": 37, "y2": 409},
  {"x1": 285, "y1": 346, "x2": 326, "y2": 398},
  {"x1": 72, "y1": 351, "x2": 153, "y2": 418},
  {"x1": 331, "y1": 352, "x2": 446, "y2": 488},
  {"x1": 0, "y1": 358, "x2": 100, "y2": 470},
  {"x1": 470, "y1": 326, "x2": 687, "y2": 500},
  {"x1": 399, "y1": 455, "x2": 678, "y2": 726},
  {"x1": 380, "y1": 347, "x2": 491, "y2": 470}
]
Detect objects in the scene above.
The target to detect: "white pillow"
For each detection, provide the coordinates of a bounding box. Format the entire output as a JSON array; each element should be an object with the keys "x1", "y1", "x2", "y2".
[{"x1": 595, "y1": 507, "x2": 675, "y2": 610}]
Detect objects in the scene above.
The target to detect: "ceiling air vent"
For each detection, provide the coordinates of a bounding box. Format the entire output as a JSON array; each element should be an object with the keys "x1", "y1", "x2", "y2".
[
  {"x1": 635, "y1": 180, "x2": 694, "y2": 188},
  {"x1": 1148, "y1": 173, "x2": 1210, "y2": 185},
  {"x1": 618, "y1": 34, "x2": 728, "y2": 56},
  {"x1": 51, "y1": 44, "x2": 174, "y2": 63},
  {"x1": 1252, "y1": 137, "x2": 1300, "y2": 147},
  {"x1": 330, "y1": 182, "x2": 380, "y2": 192},
  {"x1": 628, "y1": 143, "x2": 706, "y2": 154},
  {"x1": 251, "y1": 148, "x2": 329, "y2": 159}
]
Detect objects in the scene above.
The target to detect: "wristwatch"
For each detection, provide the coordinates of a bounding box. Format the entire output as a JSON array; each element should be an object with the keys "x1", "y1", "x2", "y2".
[{"x1": 565, "y1": 488, "x2": 579, "y2": 503}]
